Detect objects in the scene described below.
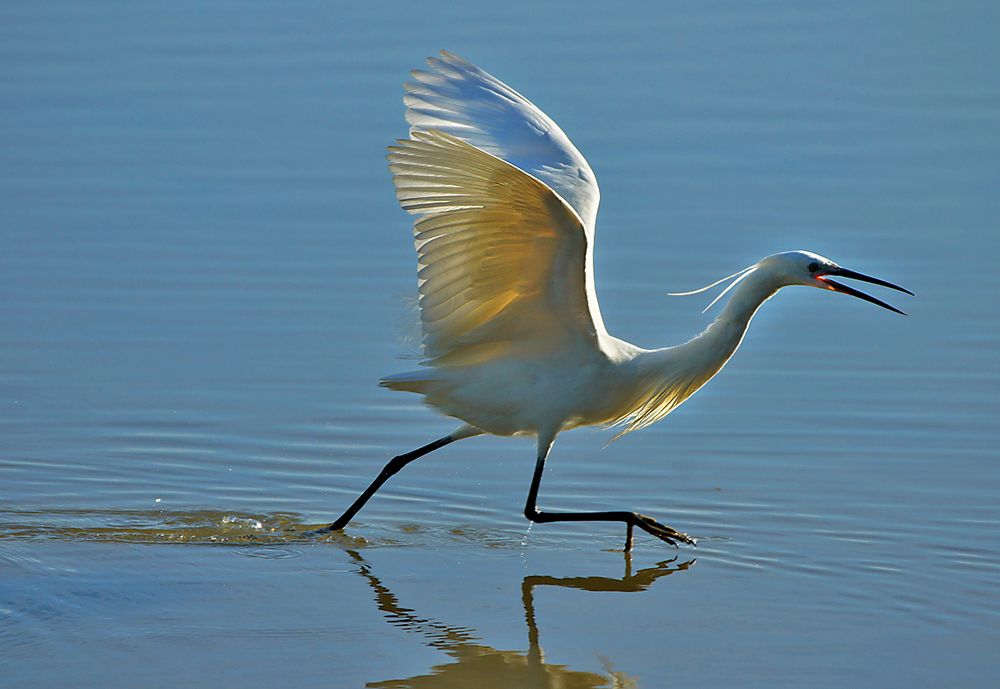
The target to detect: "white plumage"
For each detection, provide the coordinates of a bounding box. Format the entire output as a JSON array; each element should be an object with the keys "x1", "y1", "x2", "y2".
[{"x1": 330, "y1": 52, "x2": 911, "y2": 549}]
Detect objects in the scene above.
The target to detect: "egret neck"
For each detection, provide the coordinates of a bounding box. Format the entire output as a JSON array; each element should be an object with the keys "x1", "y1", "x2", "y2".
[
  {"x1": 616, "y1": 268, "x2": 778, "y2": 438},
  {"x1": 680, "y1": 265, "x2": 780, "y2": 381},
  {"x1": 707, "y1": 265, "x2": 778, "y2": 352}
]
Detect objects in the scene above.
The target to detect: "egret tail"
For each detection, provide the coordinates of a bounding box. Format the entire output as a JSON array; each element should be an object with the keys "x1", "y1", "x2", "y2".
[{"x1": 379, "y1": 371, "x2": 435, "y2": 395}]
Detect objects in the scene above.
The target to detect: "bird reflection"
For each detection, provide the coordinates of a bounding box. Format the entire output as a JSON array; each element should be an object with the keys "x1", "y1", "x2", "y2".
[{"x1": 347, "y1": 550, "x2": 693, "y2": 688}]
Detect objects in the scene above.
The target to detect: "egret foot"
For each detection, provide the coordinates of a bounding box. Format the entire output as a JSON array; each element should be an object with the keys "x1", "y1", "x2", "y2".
[{"x1": 628, "y1": 513, "x2": 695, "y2": 551}]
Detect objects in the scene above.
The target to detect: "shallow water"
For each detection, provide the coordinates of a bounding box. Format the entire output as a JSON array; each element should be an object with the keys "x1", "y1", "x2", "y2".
[{"x1": 2, "y1": 1, "x2": 999, "y2": 687}]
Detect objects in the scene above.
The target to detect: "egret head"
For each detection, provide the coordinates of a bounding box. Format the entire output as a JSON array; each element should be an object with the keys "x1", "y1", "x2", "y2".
[{"x1": 761, "y1": 250, "x2": 912, "y2": 314}]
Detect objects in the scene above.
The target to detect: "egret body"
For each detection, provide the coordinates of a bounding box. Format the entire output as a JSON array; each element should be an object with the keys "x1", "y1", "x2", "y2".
[{"x1": 327, "y1": 52, "x2": 911, "y2": 550}]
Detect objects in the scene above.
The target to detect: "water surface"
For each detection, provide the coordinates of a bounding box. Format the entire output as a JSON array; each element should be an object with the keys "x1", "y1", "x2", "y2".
[{"x1": 2, "y1": 1, "x2": 999, "y2": 687}]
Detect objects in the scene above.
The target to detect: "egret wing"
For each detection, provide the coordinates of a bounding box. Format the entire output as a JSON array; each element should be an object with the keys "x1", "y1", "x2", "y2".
[
  {"x1": 405, "y1": 51, "x2": 601, "y2": 233},
  {"x1": 389, "y1": 130, "x2": 599, "y2": 365}
]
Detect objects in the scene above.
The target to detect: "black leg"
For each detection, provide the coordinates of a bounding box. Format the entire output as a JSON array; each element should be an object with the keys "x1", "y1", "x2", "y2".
[
  {"x1": 523, "y1": 439, "x2": 695, "y2": 551},
  {"x1": 323, "y1": 434, "x2": 456, "y2": 531}
]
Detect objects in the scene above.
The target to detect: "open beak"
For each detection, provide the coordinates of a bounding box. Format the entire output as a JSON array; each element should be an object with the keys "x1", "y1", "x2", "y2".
[{"x1": 815, "y1": 268, "x2": 913, "y2": 315}]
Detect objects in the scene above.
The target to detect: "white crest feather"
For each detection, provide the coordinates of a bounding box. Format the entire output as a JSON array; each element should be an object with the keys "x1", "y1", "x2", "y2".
[{"x1": 668, "y1": 264, "x2": 758, "y2": 313}]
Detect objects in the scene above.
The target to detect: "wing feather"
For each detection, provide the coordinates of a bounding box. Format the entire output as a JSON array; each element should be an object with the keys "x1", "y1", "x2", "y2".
[
  {"x1": 388, "y1": 130, "x2": 599, "y2": 365},
  {"x1": 404, "y1": 51, "x2": 601, "y2": 234}
]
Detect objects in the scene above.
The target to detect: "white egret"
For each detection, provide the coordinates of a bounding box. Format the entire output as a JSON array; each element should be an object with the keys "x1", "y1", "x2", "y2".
[{"x1": 326, "y1": 51, "x2": 912, "y2": 550}]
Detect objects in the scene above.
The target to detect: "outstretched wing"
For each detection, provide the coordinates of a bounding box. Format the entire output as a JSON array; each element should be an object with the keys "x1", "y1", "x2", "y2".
[
  {"x1": 404, "y1": 51, "x2": 601, "y2": 235},
  {"x1": 388, "y1": 130, "x2": 600, "y2": 366}
]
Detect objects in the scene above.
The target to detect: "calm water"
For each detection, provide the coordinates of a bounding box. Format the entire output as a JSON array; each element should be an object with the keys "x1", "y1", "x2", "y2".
[{"x1": 2, "y1": 2, "x2": 999, "y2": 687}]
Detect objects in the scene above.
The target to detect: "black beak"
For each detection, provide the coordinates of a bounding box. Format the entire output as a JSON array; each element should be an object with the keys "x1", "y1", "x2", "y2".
[{"x1": 816, "y1": 268, "x2": 913, "y2": 316}]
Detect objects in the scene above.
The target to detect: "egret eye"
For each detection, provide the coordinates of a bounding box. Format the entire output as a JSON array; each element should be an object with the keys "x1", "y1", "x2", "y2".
[{"x1": 808, "y1": 262, "x2": 819, "y2": 273}]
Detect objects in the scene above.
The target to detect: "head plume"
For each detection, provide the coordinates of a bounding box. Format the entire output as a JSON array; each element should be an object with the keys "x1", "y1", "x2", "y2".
[{"x1": 668, "y1": 263, "x2": 758, "y2": 313}]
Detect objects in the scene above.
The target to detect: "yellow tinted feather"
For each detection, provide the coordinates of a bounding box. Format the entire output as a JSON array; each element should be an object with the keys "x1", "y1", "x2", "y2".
[{"x1": 388, "y1": 130, "x2": 598, "y2": 364}]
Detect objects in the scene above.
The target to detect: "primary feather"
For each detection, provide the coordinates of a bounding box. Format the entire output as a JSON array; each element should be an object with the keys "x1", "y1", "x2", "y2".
[{"x1": 404, "y1": 51, "x2": 601, "y2": 233}]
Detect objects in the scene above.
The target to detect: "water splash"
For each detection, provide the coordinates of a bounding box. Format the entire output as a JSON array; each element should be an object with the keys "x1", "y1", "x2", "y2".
[{"x1": 0, "y1": 508, "x2": 367, "y2": 546}]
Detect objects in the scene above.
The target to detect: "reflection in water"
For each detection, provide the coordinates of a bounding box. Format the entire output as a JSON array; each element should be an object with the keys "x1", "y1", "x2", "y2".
[
  {"x1": 1, "y1": 508, "x2": 691, "y2": 686},
  {"x1": 350, "y1": 550, "x2": 693, "y2": 688}
]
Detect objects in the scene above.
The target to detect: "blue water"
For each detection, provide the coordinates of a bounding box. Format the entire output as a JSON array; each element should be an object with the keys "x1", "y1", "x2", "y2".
[{"x1": 2, "y1": 2, "x2": 999, "y2": 687}]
